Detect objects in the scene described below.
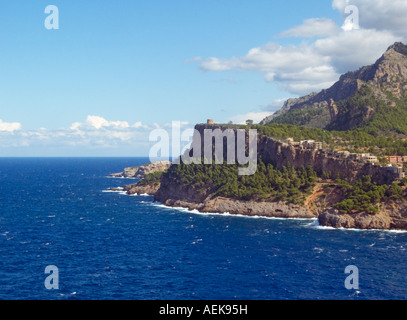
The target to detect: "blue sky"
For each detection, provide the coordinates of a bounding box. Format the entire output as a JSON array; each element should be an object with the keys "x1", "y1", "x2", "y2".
[{"x1": 0, "y1": 0, "x2": 406, "y2": 156}]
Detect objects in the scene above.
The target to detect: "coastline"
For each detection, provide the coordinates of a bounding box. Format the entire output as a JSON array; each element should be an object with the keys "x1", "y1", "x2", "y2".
[
  {"x1": 106, "y1": 148, "x2": 407, "y2": 231},
  {"x1": 110, "y1": 178, "x2": 407, "y2": 231},
  {"x1": 112, "y1": 181, "x2": 315, "y2": 219},
  {"x1": 151, "y1": 201, "x2": 319, "y2": 222},
  {"x1": 155, "y1": 195, "x2": 315, "y2": 219},
  {"x1": 107, "y1": 184, "x2": 407, "y2": 232}
]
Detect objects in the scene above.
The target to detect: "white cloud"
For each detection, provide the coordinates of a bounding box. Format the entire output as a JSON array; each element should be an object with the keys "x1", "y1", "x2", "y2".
[
  {"x1": 199, "y1": 42, "x2": 340, "y2": 95},
  {"x1": 314, "y1": 29, "x2": 400, "y2": 74},
  {"x1": 69, "y1": 122, "x2": 82, "y2": 131},
  {"x1": 277, "y1": 18, "x2": 341, "y2": 38},
  {"x1": 133, "y1": 121, "x2": 145, "y2": 129},
  {"x1": 201, "y1": 43, "x2": 329, "y2": 74},
  {"x1": 195, "y1": 1, "x2": 406, "y2": 95},
  {"x1": 0, "y1": 116, "x2": 195, "y2": 156},
  {"x1": 85, "y1": 115, "x2": 130, "y2": 129},
  {"x1": 0, "y1": 116, "x2": 154, "y2": 151},
  {"x1": 230, "y1": 112, "x2": 274, "y2": 125},
  {"x1": 69, "y1": 115, "x2": 148, "y2": 132},
  {"x1": 0, "y1": 119, "x2": 22, "y2": 132}
]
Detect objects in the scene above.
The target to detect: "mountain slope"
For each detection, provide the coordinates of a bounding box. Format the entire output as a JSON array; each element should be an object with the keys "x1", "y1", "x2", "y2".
[{"x1": 261, "y1": 42, "x2": 407, "y2": 134}]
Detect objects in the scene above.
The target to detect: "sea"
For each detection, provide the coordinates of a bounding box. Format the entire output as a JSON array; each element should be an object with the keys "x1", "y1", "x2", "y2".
[{"x1": 0, "y1": 157, "x2": 406, "y2": 300}]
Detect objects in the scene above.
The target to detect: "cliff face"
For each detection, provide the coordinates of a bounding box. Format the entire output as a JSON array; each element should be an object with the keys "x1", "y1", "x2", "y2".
[
  {"x1": 257, "y1": 135, "x2": 397, "y2": 185},
  {"x1": 193, "y1": 124, "x2": 396, "y2": 185},
  {"x1": 155, "y1": 176, "x2": 208, "y2": 204},
  {"x1": 123, "y1": 183, "x2": 160, "y2": 196}
]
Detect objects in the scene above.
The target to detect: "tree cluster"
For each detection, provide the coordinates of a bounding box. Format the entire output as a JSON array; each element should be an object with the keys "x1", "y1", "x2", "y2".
[
  {"x1": 164, "y1": 159, "x2": 318, "y2": 205},
  {"x1": 334, "y1": 176, "x2": 405, "y2": 214}
]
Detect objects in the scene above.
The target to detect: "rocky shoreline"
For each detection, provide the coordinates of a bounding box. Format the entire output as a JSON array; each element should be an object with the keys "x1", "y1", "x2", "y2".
[
  {"x1": 115, "y1": 179, "x2": 407, "y2": 231},
  {"x1": 122, "y1": 182, "x2": 160, "y2": 196},
  {"x1": 318, "y1": 203, "x2": 407, "y2": 230},
  {"x1": 158, "y1": 196, "x2": 315, "y2": 219},
  {"x1": 118, "y1": 182, "x2": 315, "y2": 218}
]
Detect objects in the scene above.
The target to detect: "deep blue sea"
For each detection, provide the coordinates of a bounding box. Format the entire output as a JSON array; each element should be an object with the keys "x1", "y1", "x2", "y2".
[{"x1": 0, "y1": 158, "x2": 406, "y2": 300}]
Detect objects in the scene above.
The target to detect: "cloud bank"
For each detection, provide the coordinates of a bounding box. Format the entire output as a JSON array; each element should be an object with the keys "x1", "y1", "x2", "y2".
[
  {"x1": 196, "y1": 0, "x2": 405, "y2": 95},
  {"x1": 0, "y1": 119, "x2": 22, "y2": 132},
  {"x1": 0, "y1": 116, "x2": 192, "y2": 156}
]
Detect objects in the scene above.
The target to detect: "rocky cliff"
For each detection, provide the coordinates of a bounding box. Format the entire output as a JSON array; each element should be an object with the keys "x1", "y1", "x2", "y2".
[
  {"x1": 318, "y1": 201, "x2": 407, "y2": 230},
  {"x1": 122, "y1": 182, "x2": 161, "y2": 196},
  {"x1": 193, "y1": 124, "x2": 397, "y2": 185},
  {"x1": 109, "y1": 160, "x2": 171, "y2": 178}
]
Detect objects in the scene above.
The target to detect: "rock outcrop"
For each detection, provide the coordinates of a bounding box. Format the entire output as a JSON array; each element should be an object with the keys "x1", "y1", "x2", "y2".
[
  {"x1": 260, "y1": 94, "x2": 318, "y2": 125},
  {"x1": 109, "y1": 161, "x2": 171, "y2": 178},
  {"x1": 160, "y1": 196, "x2": 315, "y2": 219},
  {"x1": 318, "y1": 201, "x2": 407, "y2": 230},
  {"x1": 122, "y1": 183, "x2": 160, "y2": 196}
]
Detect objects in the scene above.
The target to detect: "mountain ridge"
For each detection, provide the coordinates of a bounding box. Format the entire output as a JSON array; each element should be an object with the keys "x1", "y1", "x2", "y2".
[{"x1": 261, "y1": 42, "x2": 407, "y2": 132}]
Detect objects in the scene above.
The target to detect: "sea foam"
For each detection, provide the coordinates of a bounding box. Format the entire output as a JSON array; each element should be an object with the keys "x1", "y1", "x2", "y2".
[{"x1": 152, "y1": 202, "x2": 317, "y2": 222}]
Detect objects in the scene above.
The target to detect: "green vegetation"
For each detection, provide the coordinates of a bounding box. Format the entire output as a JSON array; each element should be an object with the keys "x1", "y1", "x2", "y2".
[
  {"x1": 328, "y1": 86, "x2": 407, "y2": 138},
  {"x1": 163, "y1": 159, "x2": 318, "y2": 205},
  {"x1": 224, "y1": 123, "x2": 333, "y2": 144},
  {"x1": 253, "y1": 123, "x2": 332, "y2": 143},
  {"x1": 137, "y1": 171, "x2": 164, "y2": 187},
  {"x1": 334, "y1": 176, "x2": 405, "y2": 214},
  {"x1": 251, "y1": 84, "x2": 407, "y2": 156},
  {"x1": 223, "y1": 121, "x2": 407, "y2": 156},
  {"x1": 270, "y1": 105, "x2": 326, "y2": 127}
]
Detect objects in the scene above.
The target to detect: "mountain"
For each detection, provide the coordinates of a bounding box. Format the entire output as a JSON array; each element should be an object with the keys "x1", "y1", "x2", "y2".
[{"x1": 261, "y1": 42, "x2": 407, "y2": 134}]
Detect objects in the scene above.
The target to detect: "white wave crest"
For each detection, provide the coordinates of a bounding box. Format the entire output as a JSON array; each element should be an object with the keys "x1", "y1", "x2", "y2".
[
  {"x1": 152, "y1": 202, "x2": 317, "y2": 221},
  {"x1": 307, "y1": 219, "x2": 407, "y2": 233}
]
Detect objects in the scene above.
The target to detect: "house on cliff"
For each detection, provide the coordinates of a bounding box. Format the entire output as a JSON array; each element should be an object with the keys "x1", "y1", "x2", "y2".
[
  {"x1": 285, "y1": 139, "x2": 324, "y2": 151},
  {"x1": 385, "y1": 165, "x2": 405, "y2": 180},
  {"x1": 386, "y1": 156, "x2": 405, "y2": 165}
]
